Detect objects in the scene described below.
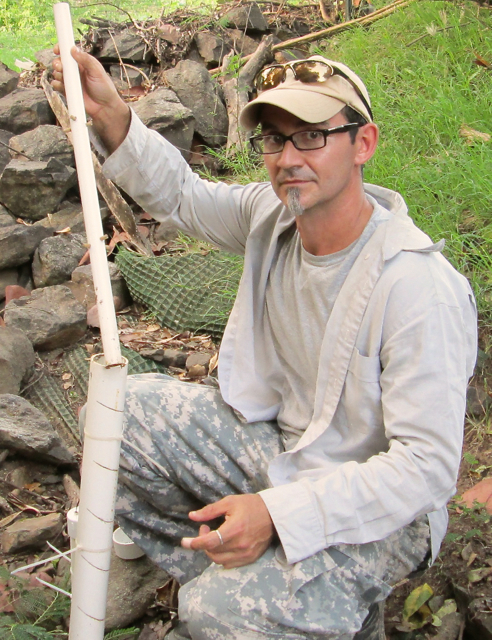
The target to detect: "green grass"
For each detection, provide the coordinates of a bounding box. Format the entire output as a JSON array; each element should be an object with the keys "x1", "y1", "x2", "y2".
[{"x1": 310, "y1": 0, "x2": 492, "y2": 326}]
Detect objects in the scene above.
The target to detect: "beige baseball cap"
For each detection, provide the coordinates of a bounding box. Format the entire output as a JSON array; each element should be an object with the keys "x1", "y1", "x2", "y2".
[{"x1": 239, "y1": 55, "x2": 373, "y2": 130}]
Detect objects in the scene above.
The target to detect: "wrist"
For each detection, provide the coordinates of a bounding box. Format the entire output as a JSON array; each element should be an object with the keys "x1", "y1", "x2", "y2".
[{"x1": 92, "y1": 99, "x2": 131, "y2": 155}]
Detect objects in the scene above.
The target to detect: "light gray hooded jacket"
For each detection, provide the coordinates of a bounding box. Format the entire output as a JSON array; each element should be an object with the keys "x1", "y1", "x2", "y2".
[{"x1": 104, "y1": 113, "x2": 477, "y2": 565}]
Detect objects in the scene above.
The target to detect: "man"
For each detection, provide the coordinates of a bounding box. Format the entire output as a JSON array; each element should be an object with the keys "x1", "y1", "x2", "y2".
[{"x1": 53, "y1": 51, "x2": 477, "y2": 639}]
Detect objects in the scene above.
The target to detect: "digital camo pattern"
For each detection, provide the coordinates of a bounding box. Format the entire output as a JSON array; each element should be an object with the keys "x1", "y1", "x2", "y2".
[{"x1": 114, "y1": 374, "x2": 430, "y2": 639}]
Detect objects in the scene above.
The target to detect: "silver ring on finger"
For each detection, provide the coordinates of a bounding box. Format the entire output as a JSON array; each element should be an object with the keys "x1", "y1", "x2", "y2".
[{"x1": 215, "y1": 529, "x2": 224, "y2": 545}]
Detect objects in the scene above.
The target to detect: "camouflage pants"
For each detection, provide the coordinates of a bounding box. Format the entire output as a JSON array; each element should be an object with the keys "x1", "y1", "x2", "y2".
[{"x1": 115, "y1": 374, "x2": 431, "y2": 640}]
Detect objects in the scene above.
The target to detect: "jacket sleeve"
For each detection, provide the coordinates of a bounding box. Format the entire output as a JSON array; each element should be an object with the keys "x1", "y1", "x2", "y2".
[
  {"x1": 102, "y1": 111, "x2": 265, "y2": 256},
  {"x1": 259, "y1": 254, "x2": 477, "y2": 564}
]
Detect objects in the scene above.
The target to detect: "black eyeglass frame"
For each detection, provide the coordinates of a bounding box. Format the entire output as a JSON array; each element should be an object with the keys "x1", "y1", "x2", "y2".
[
  {"x1": 253, "y1": 60, "x2": 373, "y2": 122},
  {"x1": 249, "y1": 123, "x2": 365, "y2": 155}
]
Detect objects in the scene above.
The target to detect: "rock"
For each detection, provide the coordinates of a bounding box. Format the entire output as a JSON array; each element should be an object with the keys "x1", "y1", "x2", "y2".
[
  {"x1": 132, "y1": 87, "x2": 195, "y2": 159},
  {"x1": 0, "y1": 326, "x2": 35, "y2": 394},
  {"x1": 98, "y1": 32, "x2": 154, "y2": 63},
  {"x1": 9, "y1": 125, "x2": 75, "y2": 167},
  {"x1": 0, "y1": 223, "x2": 52, "y2": 269},
  {"x1": 222, "y1": 3, "x2": 269, "y2": 32},
  {"x1": 0, "y1": 512, "x2": 64, "y2": 554},
  {"x1": 0, "y1": 268, "x2": 19, "y2": 301},
  {"x1": 4, "y1": 285, "x2": 86, "y2": 350},
  {"x1": 0, "y1": 202, "x2": 15, "y2": 228},
  {"x1": 164, "y1": 60, "x2": 228, "y2": 148},
  {"x1": 156, "y1": 23, "x2": 181, "y2": 44},
  {"x1": 35, "y1": 48, "x2": 57, "y2": 70},
  {"x1": 0, "y1": 129, "x2": 14, "y2": 174},
  {"x1": 105, "y1": 548, "x2": 169, "y2": 630},
  {"x1": 162, "y1": 349, "x2": 188, "y2": 368},
  {"x1": 226, "y1": 29, "x2": 259, "y2": 57},
  {"x1": 69, "y1": 262, "x2": 131, "y2": 310},
  {"x1": 0, "y1": 88, "x2": 56, "y2": 134},
  {"x1": 32, "y1": 233, "x2": 87, "y2": 288},
  {"x1": 431, "y1": 611, "x2": 463, "y2": 640},
  {"x1": 186, "y1": 352, "x2": 212, "y2": 370},
  {"x1": 460, "y1": 477, "x2": 492, "y2": 514},
  {"x1": 7, "y1": 465, "x2": 32, "y2": 489},
  {"x1": 468, "y1": 597, "x2": 492, "y2": 639},
  {"x1": 0, "y1": 394, "x2": 74, "y2": 464},
  {"x1": 110, "y1": 64, "x2": 148, "y2": 87},
  {"x1": 0, "y1": 157, "x2": 77, "y2": 220},
  {"x1": 35, "y1": 203, "x2": 109, "y2": 234},
  {"x1": 188, "y1": 364, "x2": 207, "y2": 378},
  {"x1": 5, "y1": 285, "x2": 30, "y2": 305},
  {"x1": 194, "y1": 32, "x2": 229, "y2": 67},
  {"x1": 0, "y1": 63, "x2": 19, "y2": 99}
]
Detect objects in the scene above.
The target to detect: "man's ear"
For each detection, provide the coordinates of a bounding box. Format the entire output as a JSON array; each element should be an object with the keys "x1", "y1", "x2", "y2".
[{"x1": 355, "y1": 123, "x2": 379, "y2": 167}]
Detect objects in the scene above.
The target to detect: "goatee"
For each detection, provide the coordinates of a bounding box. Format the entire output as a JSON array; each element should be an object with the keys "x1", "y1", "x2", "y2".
[{"x1": 287, "y1": 187, "x2": 304, "y2": 217}]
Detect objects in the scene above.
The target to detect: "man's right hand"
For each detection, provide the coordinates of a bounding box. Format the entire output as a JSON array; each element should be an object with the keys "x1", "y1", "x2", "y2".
[{"x1": 52, "y1": 45, "x2": 131, "y2": 154}]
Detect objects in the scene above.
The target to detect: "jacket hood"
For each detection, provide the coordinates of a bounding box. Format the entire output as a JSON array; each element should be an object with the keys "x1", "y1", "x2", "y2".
[{"x1": 364, "y1": 182, "x2": 409, "y2": 218}]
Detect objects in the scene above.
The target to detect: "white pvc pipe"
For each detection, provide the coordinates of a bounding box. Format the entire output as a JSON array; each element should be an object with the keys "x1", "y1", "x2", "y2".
[
  {"x1": 53, "y1": 5, "x2": 129, "y2": 638},
  {"x1": 69, "y1": 355, "x2": 128, "y2": 639},
  {"x1": 54, "y1": 2, "x2": 121, "y2": 365}
]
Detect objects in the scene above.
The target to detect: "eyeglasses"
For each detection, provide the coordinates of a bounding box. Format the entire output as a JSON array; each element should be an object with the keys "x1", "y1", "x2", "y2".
[
  {"x1": 253, "y1": 60, "x2": 373, "y2": 121},
  {"x1": 249, "y1": 123, "x2": 364, "y2": 155}
]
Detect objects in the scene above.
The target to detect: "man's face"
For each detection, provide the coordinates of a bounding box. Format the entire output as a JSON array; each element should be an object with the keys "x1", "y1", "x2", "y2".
[{"x1": 260, "y1": 105, "x2": 368, "y2": 217}]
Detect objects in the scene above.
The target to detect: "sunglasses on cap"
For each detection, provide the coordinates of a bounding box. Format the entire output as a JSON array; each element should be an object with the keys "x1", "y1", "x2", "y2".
[{"x1": 253, "y1": 60, "x2": 373, "y2": 121}]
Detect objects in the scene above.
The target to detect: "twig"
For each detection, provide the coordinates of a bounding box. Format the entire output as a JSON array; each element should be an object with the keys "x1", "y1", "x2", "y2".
[
  {"x1": 0, "y1": 139, "x2": 33, "y2": 160},
  {"x1": 107, "y1": 30, "x2": 132, "y2": 89},
  {"x1": 406, "y1": 21, "x2": 472, "y2": 46},
  {"x1": 41, "y1": 72, "x2": 152, "y2": 256},
  {"x1": 209, "y1": 0, "x2": 413, "y2": 73},
  {"x1": 76, "y1": 2, "x2": 140, "y2": 29}
]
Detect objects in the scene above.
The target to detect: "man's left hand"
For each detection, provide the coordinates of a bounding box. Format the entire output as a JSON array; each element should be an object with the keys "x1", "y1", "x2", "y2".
[{"x1": 181, "y1": 494, "x2": 274, "y2": 569}]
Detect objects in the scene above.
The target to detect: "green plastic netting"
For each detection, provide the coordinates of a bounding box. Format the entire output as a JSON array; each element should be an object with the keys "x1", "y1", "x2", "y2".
[
  {"x1": 23, "y1": 345, "x2": 168, "y2": 444},
  {"x1": 115, "y1": 248, "x2": 243, "y2": 341}
]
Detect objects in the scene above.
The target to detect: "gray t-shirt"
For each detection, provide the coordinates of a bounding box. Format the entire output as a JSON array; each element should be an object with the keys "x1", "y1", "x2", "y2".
[{"x1": 264, "y1": 202, "x2": 390, "y2": 450}]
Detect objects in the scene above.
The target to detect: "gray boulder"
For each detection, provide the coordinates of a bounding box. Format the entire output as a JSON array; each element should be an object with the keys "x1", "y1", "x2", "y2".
[
  {"x1": 110, "y1": 64, "x2": 149, "y2": 88},
  {"x1": 0, "y1": 63, "x2": 19, "y2": 99},
  {"x1": 0, "y1": 88, "x2": 56, "y2": 134},
  {"x1": 0, "y1": 157, "x2": 77, "y2": 220},
  {"x1": 0, "y1": 395, "x2": 74, "y2": 465},
  {"x1": 222, "y1": 3, "x2": 268, "y2": 31},
  {"x1": 194, "y1": 32, "x2": 230, "y2": 67},
  {"x1": 0, "y1": 327, "x2": 35, "y2": 394},
  {"x1": 165, "y1": 61, "x2": 228, "y2": 147},
  {"x1": 9, "y1": 125, "x2": 75, "y2": 167},
  {"x1": 132, "y1": 88, "x2": 195, "y2": 159},
  {"x1": 4, "y1": 285, "x2": 86, "y2": 350},
  {"x1": 34, "y1": 203, "x2": 109, "y2": 234},
  {"x1": 98, "y1": 32, "x2": 153, "y2": 63},
  {"x1": 0, "y1": 202, "x2": 15, "y2": 228},
  {"x1": 0, "y1": 129, "x2": 14, "y2": 174},
  {"x1": 227, "y1": 29, "x2": 259, "y2": 57},
  {"x1": 1, "y1": 511, "x2": 65, "y2": 554},
  {"x1": 32, "y1": 233, "x2": 87, "y2": 288},
  {"x1": 105, "y1": 549, "x2": 169, "y2": 630},
  {"x1": 69, "y1": 262, "x2": 130, "y2": 310},
  {"x1": 0, "y1": 223, "x2": 52, "y2": 269}
]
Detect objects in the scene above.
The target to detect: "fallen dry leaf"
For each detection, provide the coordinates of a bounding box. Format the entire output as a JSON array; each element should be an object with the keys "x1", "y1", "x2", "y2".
[
  {"x1": 460, "y1": 124, "x2": 491, "y2": 145},
  {"x1": 473, "y1": 52, "x2": 492, "y2": 69},
  {"x1": 208, "y1": 352, "x2": 219, "y2": 375},
  {"x1": 62, "y1": 373, "x2": 72, "y2": 381},
  {"x1": 63, "y1": 382, "x2": 73, "y2": 390},
  {"x1": 55, "y1": 226, "x2": 72, "y2": 234}
]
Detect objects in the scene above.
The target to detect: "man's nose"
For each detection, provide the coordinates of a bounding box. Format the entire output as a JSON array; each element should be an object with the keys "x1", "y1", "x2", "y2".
[{"x1": 275, "y1": 139, "x2": 304, "y2": 168}]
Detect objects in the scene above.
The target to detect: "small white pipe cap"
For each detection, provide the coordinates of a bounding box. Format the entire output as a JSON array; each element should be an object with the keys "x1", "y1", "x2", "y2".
[{"x1": 112, "y1": 527, "x2": 145, "y2": 560}]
